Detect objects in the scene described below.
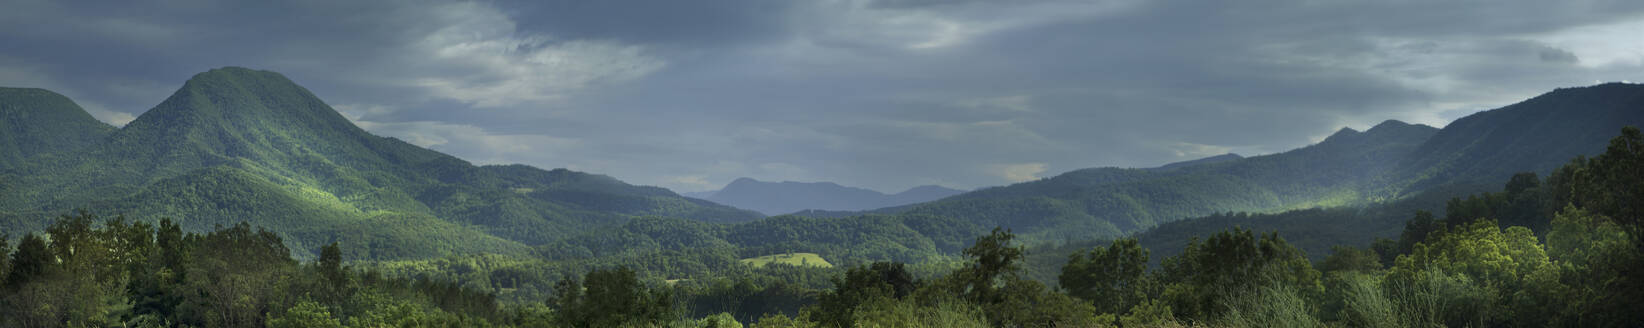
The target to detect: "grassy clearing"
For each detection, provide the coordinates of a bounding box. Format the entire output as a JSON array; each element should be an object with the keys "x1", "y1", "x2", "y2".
[{"x1": 739, "y1": 253, "x2": 833, "y2": 268}]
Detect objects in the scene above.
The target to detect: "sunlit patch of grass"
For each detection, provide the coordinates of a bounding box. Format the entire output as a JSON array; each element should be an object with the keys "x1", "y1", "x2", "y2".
[{"x1": 739, "y1": 253, "x2": 833, "y2": 268}]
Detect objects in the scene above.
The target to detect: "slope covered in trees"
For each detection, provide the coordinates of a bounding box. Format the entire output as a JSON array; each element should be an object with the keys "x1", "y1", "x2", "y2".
[
  {"x1": 0, "y1": 67, "x2": 760, "y2": 259},
  {"x1": 893, "y1": 84, "x2": 1644, "y2": 242},
  {"x1": 899, "y1": 120, "x2": 1440, "y2": 241},
  {"x1": 0, "y1": 88, "x2": 114, "y2": 167},
  {"x1": 9, "y1": 128, "x2": 1638, "y2": 326}
]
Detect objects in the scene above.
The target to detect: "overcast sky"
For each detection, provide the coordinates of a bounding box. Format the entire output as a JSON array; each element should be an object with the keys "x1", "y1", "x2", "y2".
[{"x1": 3, "y1": 0, "x2": 1643, "y2": 193}]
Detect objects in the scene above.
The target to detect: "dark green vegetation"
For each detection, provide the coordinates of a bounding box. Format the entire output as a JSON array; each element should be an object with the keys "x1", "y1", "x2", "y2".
[
  {"x1": 5, "y1": 129, "x2": 1640, "y2": 325},
  {"x1": 0, "y1": 213, "x2": 508, "y2": 327},
  {"x1": 0, "y1": 67, "x2": 760, "y2": 260},
  {"x1": 0, "y1": 88, "x2": 114, "y2": 167}
]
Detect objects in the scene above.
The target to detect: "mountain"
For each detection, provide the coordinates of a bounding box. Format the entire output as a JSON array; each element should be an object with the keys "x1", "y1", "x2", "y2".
[
  {"x1": 888, "y1": 185, "x2": 968, "y2": 205},
  {"x1": 895, "y1": 119, "x2": 1437, "y2": 240},
  {"x1": 699, "y1": 177, "x2": 965, "y2": 215},
  {"x1": 892, "y1": 83, "x2": 1644, "y2": 243},
  {"x1": 1388, "y1": 83, "x2": 1644, "y2": 195},
  {"x1": 1151, "y1": 153, "x2": 1243, "y2": 171},
  {"x1": 0, "y1": 88, "x2": 115, "y2": 167},
  {"x1": 0, "y1": 67, "x2": 760, "y2": 259}
]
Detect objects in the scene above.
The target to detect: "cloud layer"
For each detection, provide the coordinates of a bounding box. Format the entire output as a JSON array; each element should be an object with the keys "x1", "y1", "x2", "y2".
[{"x1": 2, "y1": 0, "x2": 1642, "y2": 193}]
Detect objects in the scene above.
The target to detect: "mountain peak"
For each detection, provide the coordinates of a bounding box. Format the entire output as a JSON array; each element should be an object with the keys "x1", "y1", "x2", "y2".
[
  {"x1": 0, "y1": 87, "x2": 109, "y2": 127},
  {"x1": 0, "y1": 87, "x2": 116, "y2": 163},
  {"x1": 121, "y1": 67, "x2": 367, "y2": 140},
  {"x1": 1369, "y1": 119, "x2": 1410, "y2": 130},
  {"x1": 1321, "y1": 127, "x2": 1361, "y2": 143},
  {"x1": 1154, "y1": 153, "x2": 1244, "y2": 170}
]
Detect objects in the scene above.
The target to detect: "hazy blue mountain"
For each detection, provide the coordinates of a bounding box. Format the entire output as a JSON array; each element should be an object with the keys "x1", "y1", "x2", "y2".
[
  {"x1": 1151, "y1": 153, "x2": 1243, "y2": 171},
  {"x1": 701, "y1": 177, "x2": 965, "y2": 215},
  {"x1": 0, "y1": 67, "x2": 760, "y2": 259}
]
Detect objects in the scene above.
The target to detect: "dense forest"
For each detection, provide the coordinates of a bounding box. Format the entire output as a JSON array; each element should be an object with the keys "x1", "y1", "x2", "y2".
[{"x1": 3, "y1": 127, "x2": 1640, "y2": 327}]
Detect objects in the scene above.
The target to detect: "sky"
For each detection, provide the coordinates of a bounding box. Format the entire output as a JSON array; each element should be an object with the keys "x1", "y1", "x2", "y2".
[{"x1": 2, "y1": 0, "x2": 1643, "y2": 193}]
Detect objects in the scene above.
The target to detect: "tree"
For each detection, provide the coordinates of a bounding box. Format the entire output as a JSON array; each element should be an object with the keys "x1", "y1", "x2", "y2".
[
  {"x1": 1060, "y1": 238, "x2": 1151, "y2": 316},
  {"x1": 314, "y1": 242, "x2": 352, "y2": 306},
  {"x1": 1387, "y1": 219, "x2": 1557, "y2": 327},
  {"x1": 1319, "y1": 246, "x2": 1382, "y2": 274},
  {"x1": 1159, "y1": 227, "x2": 1321, "y2": 321},
  {"x1": 1567, "y1": 126, "x2": 1644, "y2": 327},
  {"x1": 1395, "y1": 211, "x2": 1440, "y2": 256},
  {"x1": 922, "y1": 227, "x2": 1100, "y2": 327},
  {"x1": 1575, "y1": 126, "x2": 1644, "y2": 238},
  {"x1": 954, "y1": 227, "x2": 1023, "y2": 305},
  {"x1": 814, "y1": 262, "x2": 916, "y2": 327},
  {"x1": 5, "y1": 233, "x2": 52, "y2": 289},
  {"x1": 552, "y1": 266, "x2": 674, "y2": 327},
  {"x1": 0, "y1": 234, "x2": 10, "y2": 287},
  {"x1": 266, "y1": 300, "x2": 343, "y2": 328}
]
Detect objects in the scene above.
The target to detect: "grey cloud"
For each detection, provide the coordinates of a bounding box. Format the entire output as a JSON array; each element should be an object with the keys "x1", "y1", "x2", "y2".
[
  {"x1": 1539, "y1": 47, "x2": 1581, "y2": 64},
  {"x1": 2, "y1": 0, "x2": 1644, "y2": 194}
]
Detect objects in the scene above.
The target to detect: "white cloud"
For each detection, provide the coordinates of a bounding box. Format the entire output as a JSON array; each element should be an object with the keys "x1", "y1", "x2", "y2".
[
  {"x1": 668, "y1": 175, "x2": 714, "y2": 190},
  {"x1": 1169, "y1": 142, "x2": 1232, "y2": 159},
  {"x1": 1532, "y1": 20, "x2": 1644, "y2": 68},
  {"x1": 995, "y1": 162, "x2": 1047, "y2": 182},
  {"x1": 349, "y1": 116, "x2": 581, "y2": 166},
  {"x1": 408, "y1": 2, "x2": 665, "y2": 108},
  {"x1": 802, "y1": 0, "x2": 1138, "y2": 51},
  {"x1": 83, "y1": 104, "x2": 136, "y2": 126}
]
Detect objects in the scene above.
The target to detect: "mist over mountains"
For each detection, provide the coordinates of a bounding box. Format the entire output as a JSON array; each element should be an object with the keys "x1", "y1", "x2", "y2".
[{"x1": 690, "y1": 178, "x2": 965, "y2": 215}]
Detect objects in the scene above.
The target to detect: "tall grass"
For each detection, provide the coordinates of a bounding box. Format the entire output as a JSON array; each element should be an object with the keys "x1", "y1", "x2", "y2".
[{"x1": 1215, "y1": 284, "x2": 1322, "y2": 328}]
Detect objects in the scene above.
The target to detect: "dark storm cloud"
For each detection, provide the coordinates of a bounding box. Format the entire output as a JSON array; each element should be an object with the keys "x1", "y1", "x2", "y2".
[{"x1": 2, "y1": 0, "x2": 1642, "y2": 193}]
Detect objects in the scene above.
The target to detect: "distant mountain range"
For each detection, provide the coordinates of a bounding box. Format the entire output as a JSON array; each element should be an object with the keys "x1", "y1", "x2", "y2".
[
  {"x1": 688, "y1": 178, "x2": 965, "y2": 215},
  {"x1": 887, "y1": 83, "x2": 1644, "y2": 241},
  {"x1": 0, "y1": 67, "x2": 760, "y2": 259}
]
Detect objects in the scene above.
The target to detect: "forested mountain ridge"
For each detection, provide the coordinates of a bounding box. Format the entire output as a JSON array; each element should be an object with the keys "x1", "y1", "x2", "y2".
[
  {"x1": 889, "y1": 84, "x2": 1644, "y2": 242},
  {"x1": 898, "y1": 119, "x2": 1441, "y2": 241},
  {"x1": 1149, "y1": 153, "x2": 1242, "y2": 171},
  {"x1": 1388, "y1": 82, "x2": 1644, "y2": 195},
  {"x1": 698, "y1": 177, "x2": 965, "y2": 215},
  {"x1": 0, "y1": 67, "x2": 760, "y2": 259},
  {"x1": 0, "y1": 88, "x2": 115, "y2": 167}
]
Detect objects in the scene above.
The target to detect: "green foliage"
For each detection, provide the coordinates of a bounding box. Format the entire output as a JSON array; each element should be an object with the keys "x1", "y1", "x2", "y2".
[
  {"x1": 1060, "y1": 238, "x2": 1152, "y2": 315},
  {"x1": 1159, "y1": 227, "x2": 1321, "y2": 321},
  {"x1": 551, "y1": 266, "x2": 676, "y2": 328},
  {"x1": 850, "y1": 297, "x2": 989, "y2": 328},
  {"x1": 1318, "y1": 245, "x2": 1382, "y2": 274},
  {"x1": 1215, "y1": 284, "x2": 1322, "y2": 328},
  {"x1": 741, "y1": 253, "x2": 833, "y2": 269},
  {"x1": 1119, "y1": 299, "x2": 1175, "y2": 328},
  {"x1": 267, "y1": 300, "x2": 344, "y2": 328},
  {"x1": 814, "y1": 262, "x2": 916, "y2": 327},
  {"x1": 0, "y1": 87, "x2": 113, "y2": 167},
  {"x1": 0, "y1": 213, "x2": 510, "y2": 327},
  {"x1": 694, "y1": 312, "x2": 745, "y2": 328},
  {"x1": 1329, "y1": 273, "x2": 1398, "y2": 328}
]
